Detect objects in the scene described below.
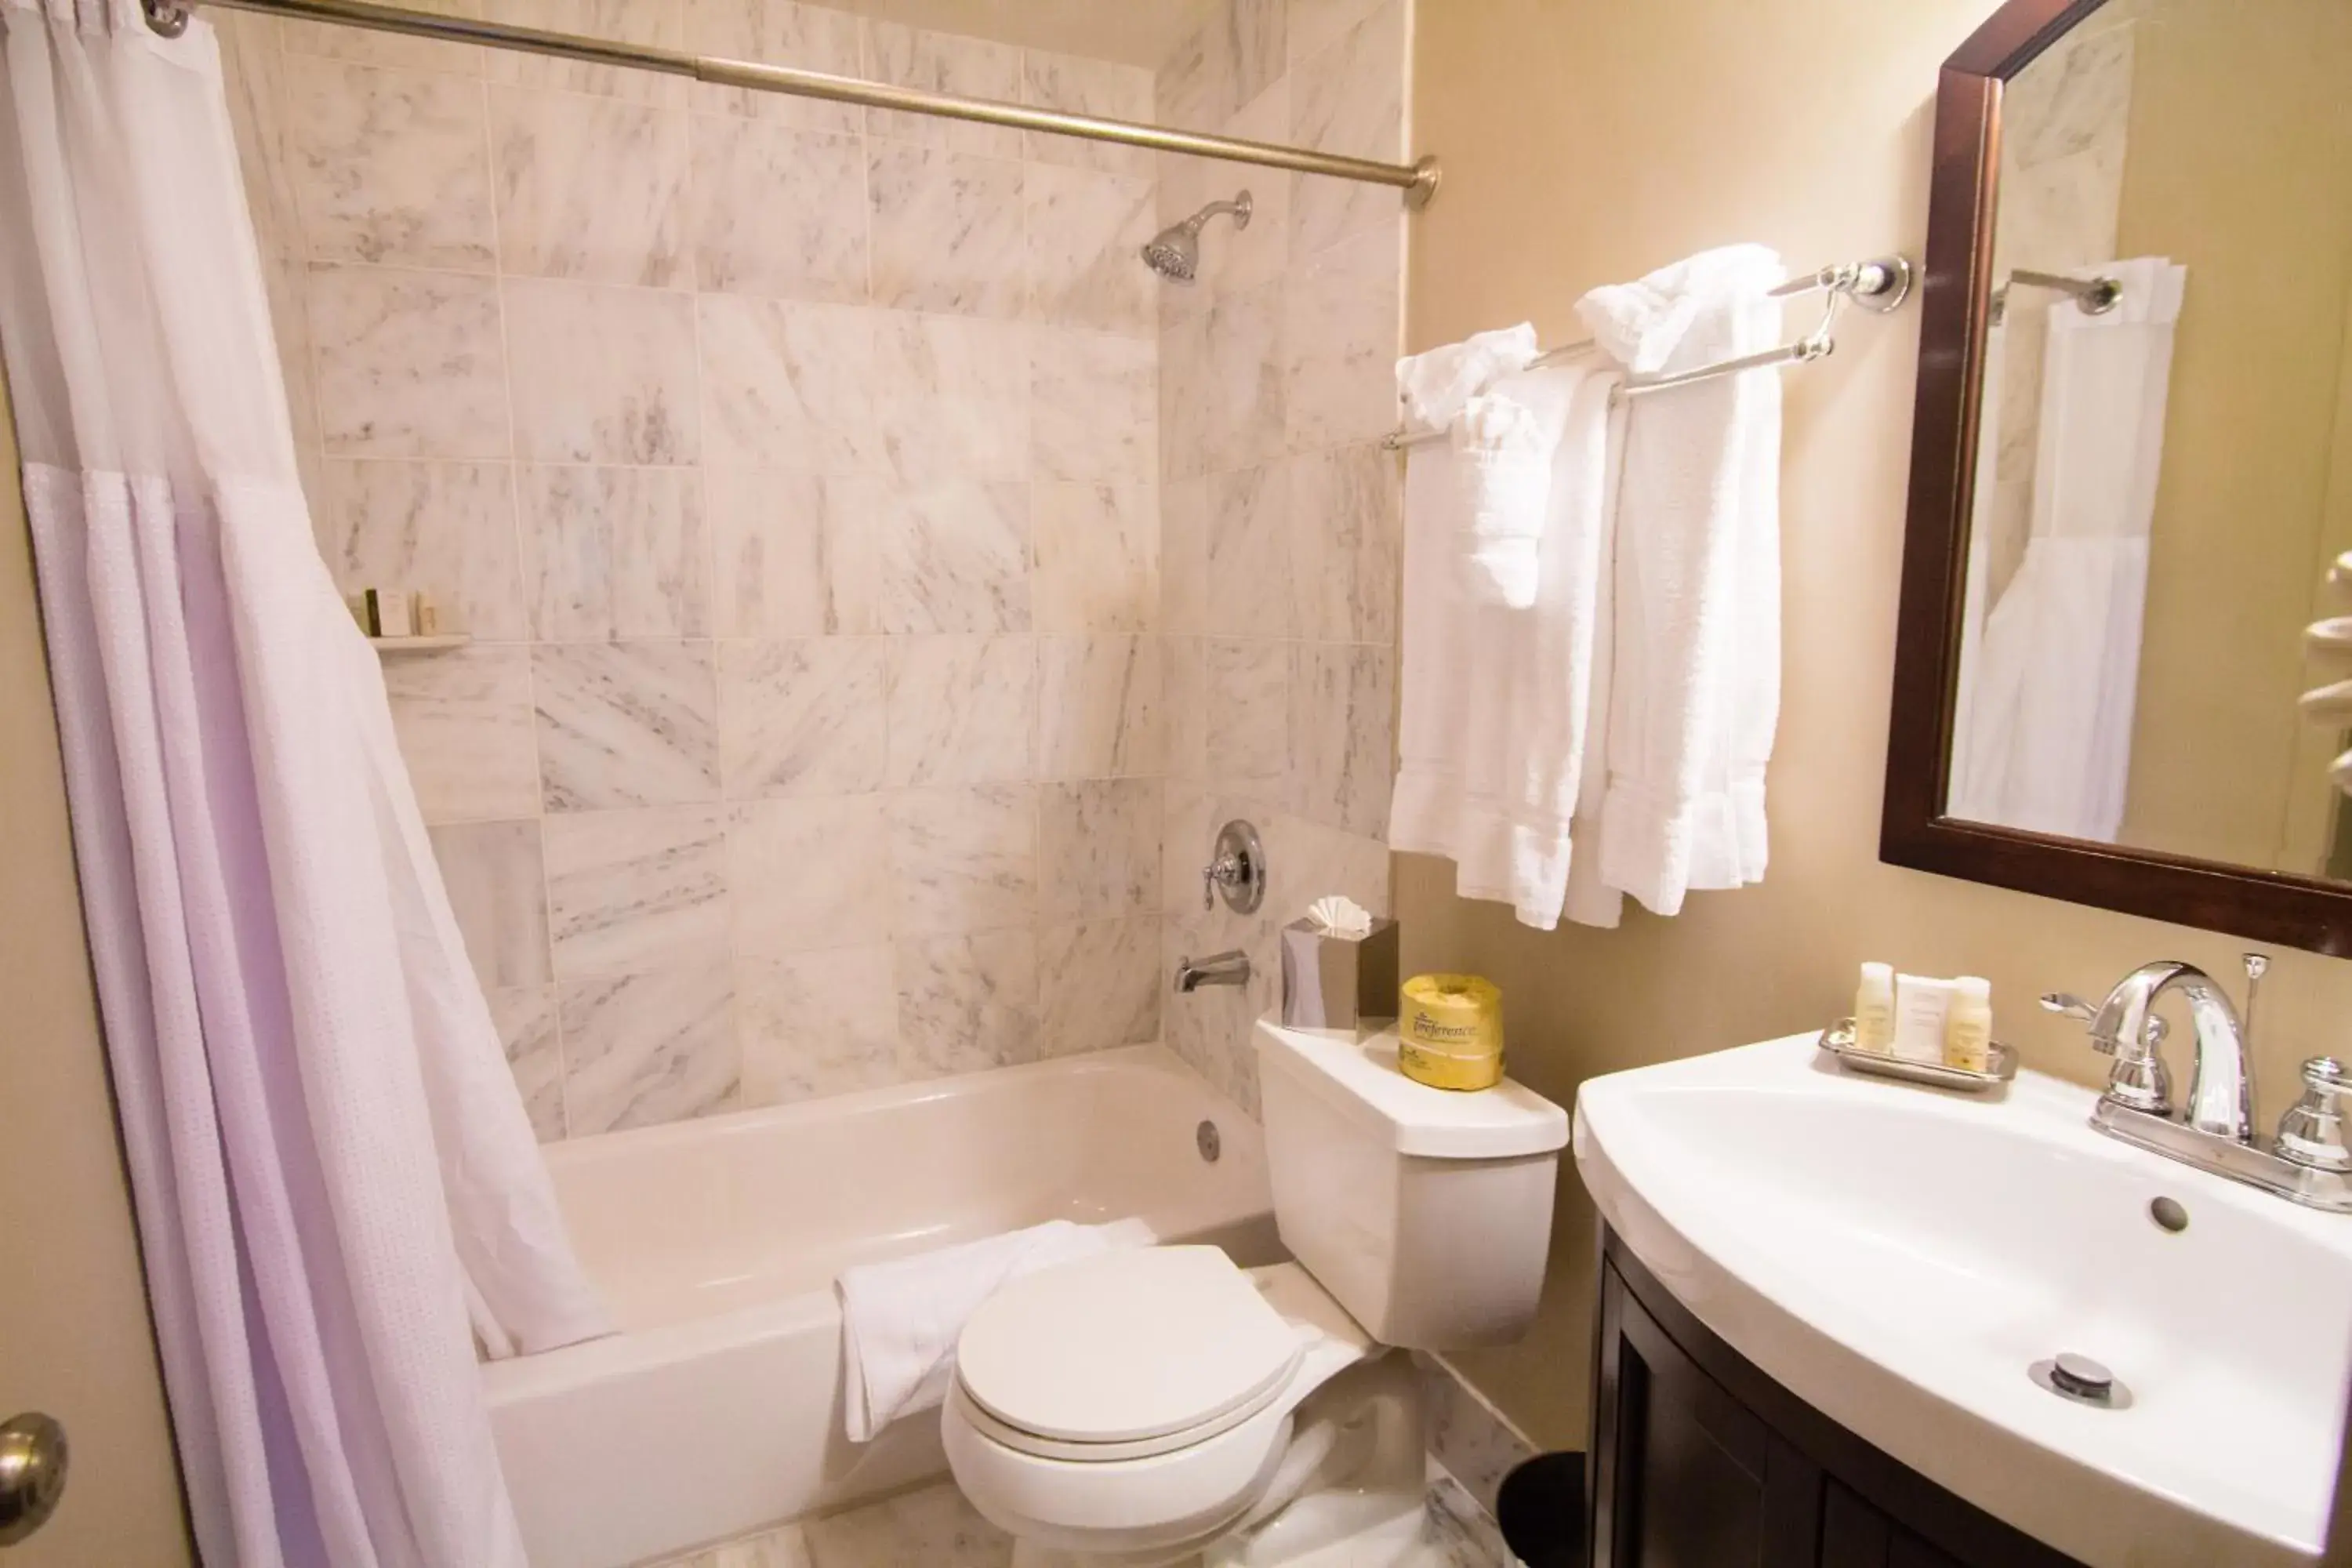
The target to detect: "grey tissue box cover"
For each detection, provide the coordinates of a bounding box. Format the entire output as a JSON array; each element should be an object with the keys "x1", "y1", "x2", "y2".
[{"x1": 1279, "y1": 916, "x2": 1399, "y2": 1037}]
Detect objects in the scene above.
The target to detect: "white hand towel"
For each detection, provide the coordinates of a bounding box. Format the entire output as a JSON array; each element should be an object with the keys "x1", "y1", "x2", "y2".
[
  {"x1": 837, "y1": 1218, "x2": 1154, "y2": 1442},
  {"x1": 1392, "y1": 435, "x2": 1477, "y2": 851},
  {"x1": 1392, "y1": 362, "x2": 1624, "y2": 929},
  {"x1": 1575, "y1": 244, "x2": 1787, "y2": 918},
  {"x1": 1395, "y1": 322, "x2": 1541, "y2": 430}
]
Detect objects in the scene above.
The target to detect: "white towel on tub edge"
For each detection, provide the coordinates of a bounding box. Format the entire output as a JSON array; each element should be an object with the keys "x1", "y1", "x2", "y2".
[{"x1": 838, "y1": 1218, "x2": 1156, "y2": 1442}]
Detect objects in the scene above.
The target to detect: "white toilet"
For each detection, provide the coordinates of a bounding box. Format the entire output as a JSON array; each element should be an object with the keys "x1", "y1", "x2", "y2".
[{"x1": 942, "y1": 1018, "x2": 1570, "y2": 1566}]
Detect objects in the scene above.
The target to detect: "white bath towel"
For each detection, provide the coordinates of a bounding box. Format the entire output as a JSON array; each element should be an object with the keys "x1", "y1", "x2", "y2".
[
  {"x1": 837, "y1": 1218, "x2": 1154, "y2": 1442},
  {"x1": 1947, "y1": 258, "x2": 2183, "y2": 842},
  {"x1": 1574, "y1": 244, "x2": 1788, "y2": 919},
  {"x1": 1391, "y1": 361, "x2": 1626, "y2": 928},
  {"x1": 1948, "y1": 534, "x2": 2151, "y2": 840}
]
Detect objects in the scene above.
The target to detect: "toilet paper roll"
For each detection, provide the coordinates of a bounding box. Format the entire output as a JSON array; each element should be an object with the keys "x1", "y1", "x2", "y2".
[{"x1": 1399, "y1": 974, "x2": 1503, "y2": 1091}]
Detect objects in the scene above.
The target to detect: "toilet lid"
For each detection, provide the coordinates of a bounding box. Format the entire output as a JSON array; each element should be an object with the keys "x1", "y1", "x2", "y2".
[{"x1": 956, "y1": 1247, "x2": 1305, "y2": 1446}]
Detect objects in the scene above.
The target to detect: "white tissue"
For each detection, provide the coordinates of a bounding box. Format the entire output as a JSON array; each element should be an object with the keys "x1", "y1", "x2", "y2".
[{"x1": 1305, "y1": 895, "x2": 1374, "y2": 938}]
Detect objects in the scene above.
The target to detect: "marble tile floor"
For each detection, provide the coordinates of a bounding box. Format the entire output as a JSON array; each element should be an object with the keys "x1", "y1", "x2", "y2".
[
  {"x1": 1413, "y1": 1354, "x2": 1540, "y2": 1522},
  {"x1": 648, "y1": 1464, "x2": 1519, "y2": 1568}
]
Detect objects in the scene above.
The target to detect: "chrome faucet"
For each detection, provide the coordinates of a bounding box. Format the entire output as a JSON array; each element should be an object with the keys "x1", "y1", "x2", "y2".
[
  {"x1": 2049, "y1": 953, "x2": 2352, "y2": 1212},
  {"x1": 1174, "y1": 949, "x2": 1251, "y2": 993},
  {"x1": 2087, "y1": 959, "x2": 2256, "y2": 1140}
]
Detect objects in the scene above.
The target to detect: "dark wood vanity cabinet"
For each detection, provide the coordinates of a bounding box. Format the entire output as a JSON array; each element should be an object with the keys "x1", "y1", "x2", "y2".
[{"x1": 1589, "y1": 1231, "x2": 2085, "y2": 1568}]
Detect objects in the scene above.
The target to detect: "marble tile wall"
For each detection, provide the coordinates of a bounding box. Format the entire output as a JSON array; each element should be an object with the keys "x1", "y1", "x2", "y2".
[
  {"x1": 1978, "y1": 10, "x2": 2136, "y2": 604},
  {"x1": 1153, "y1": 0, "x2": 1406, "y2": 1115},
  {"x1": 218, "y1": 0, "x2": 1171, "y2": 1138}
]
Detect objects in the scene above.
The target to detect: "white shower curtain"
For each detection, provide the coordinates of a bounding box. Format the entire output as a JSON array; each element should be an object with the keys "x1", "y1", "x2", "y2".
[
  {"x1": 1948, "y1": 257, "x2": 2187, "y2": 842},
  {"x1": 0, "y1": 0, "x2": 610, "y2": 1563}
]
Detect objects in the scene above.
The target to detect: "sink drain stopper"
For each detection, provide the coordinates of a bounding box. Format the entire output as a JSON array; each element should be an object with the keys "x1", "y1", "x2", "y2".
[{"x1": 2030, "y1": 1352, "x2": 2131, "y2": 1408}]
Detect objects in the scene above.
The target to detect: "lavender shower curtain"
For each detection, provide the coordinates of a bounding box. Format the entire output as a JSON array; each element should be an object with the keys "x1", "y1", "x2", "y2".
[{"x1": 0, "y1": 0, "x2": 610, "y2": 1561}]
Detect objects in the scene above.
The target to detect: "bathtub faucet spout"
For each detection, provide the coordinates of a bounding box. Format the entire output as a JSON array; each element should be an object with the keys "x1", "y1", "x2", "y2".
[{"x1": 1174, "y1": 949, "x2": 1250, "y2": 993}]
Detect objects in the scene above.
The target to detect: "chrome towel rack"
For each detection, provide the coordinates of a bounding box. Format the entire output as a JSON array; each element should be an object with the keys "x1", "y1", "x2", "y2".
[{"x1": 1380, "y1": 254, "x2": 1914, "y2": 450}]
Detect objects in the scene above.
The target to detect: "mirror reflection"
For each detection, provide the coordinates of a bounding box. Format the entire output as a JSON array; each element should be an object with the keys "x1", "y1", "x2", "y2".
[{"x1": 1944, "y1": 0, "x2": 2352, "y2": 878}]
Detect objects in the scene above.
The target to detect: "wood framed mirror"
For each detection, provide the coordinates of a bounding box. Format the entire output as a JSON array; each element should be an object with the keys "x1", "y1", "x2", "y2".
[{"x1": 1882, "y1": 0, "x2": 2352, "y2": 956}]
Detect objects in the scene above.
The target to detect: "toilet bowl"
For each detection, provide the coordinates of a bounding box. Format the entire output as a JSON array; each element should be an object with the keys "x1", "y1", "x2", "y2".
[
  {"x1": 940, "y1": 1252, "x2": 1425, "y2": 1566},
  {"x1": 942, "y1": 1020, "x2": 1573, "y2": 1566}
]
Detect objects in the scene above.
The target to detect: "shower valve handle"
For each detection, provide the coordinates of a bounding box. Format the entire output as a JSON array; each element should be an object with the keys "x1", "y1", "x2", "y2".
[{"x1": 1197, "y1": 819, "x2": 1266, "y2": 916}]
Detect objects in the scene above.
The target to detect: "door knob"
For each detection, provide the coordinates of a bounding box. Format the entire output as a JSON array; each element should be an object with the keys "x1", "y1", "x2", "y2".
[{"x1": 0, "y1": 1413, "x2": 67, "y2": 1545}]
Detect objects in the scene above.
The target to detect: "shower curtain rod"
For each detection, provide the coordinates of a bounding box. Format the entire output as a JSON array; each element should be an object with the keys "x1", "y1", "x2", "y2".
[{"x1": 140, "y1": 0, "x2": 1443, "y2": 208}]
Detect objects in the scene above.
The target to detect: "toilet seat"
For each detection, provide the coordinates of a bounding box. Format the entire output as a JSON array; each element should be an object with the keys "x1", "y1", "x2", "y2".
[
  {"x1": 953, "y1": 1247, "x2": 1306, "y2": 1461},
  {"x1": 941, "y1": 1258, "x2": 1383, "y2": 1557},
  {"x1": 946, "y1": 1374, "x2": 1295, "y2": 1466}
]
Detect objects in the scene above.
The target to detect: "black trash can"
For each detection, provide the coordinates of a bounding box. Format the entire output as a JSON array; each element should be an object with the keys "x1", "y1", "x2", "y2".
[{"x1": 1495, "y1": 1450, "x2": 1586, "y2": 1568}]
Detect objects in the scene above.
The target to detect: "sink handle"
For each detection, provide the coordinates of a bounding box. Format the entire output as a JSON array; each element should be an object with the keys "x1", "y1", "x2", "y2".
[
  {"x1": 2049, "y1": 985, "x2": 2172, "y2": 1116},
  {"x1": 2041, "y1": 992, "x2": 2097, "y2": 1020},
  {"x1": 2041, "y1": 993, "x2": 2103, "y2": 1050},
  {"x1": 2042, "y1": 991, "x2": 2167, "y2": 1058},
  {"x1": 2278, "y1": 1058, "x2": 2351, "y2": 1172}
]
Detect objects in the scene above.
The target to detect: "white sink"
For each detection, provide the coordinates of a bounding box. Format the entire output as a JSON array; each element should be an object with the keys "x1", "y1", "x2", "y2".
[{"x1": 1573, "y1": 1034, "x2": 2352, "y2": 1568}]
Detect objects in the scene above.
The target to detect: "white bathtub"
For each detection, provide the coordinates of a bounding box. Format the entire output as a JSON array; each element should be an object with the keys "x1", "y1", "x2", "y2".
[{"x1": 484, "y1": 1046, "x2": 1276, "y2": 1568}]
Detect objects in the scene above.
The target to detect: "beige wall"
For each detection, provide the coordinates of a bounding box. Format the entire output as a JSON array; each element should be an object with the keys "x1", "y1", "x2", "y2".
[
  {"x1": 0, "y1": 376, "x2": 191, "y2": 1561},
  {"x1": 2111, "y1": 0, "x2": 2352, "y2": 869},
  {"x1": 2284, "y1": 271, "x2": 2352, "y2": 876},
  {"x1": 1406, "y1": 0, "x2": 2352, "y2": 1450}
]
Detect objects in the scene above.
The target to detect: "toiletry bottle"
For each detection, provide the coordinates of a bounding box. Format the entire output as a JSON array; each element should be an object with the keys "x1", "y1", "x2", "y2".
[
  {"x1": 1892, "y1": 974, "x2": 1955, "y2": 1065},
  {"x1": 1853, "y1": 962, "x2": 1896, "y2": 1054},
  {"x1": 1946, "y1": 976, "x2": 1993, "y2": 1073},
  {"x1": 377, "y1": 588, "x2": 414, "y2": 638}
]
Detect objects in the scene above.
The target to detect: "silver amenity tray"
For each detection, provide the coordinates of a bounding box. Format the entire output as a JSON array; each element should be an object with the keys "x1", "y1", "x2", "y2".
[{"x1": 1817, "y1": 1017, "x2": 2017, "y2": 1093}]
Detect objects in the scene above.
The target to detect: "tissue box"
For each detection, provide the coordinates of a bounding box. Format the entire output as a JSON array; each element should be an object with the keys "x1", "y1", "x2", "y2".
[{"x1": 1279, "y1": 915, "x2": 1400, "y2": 1039}]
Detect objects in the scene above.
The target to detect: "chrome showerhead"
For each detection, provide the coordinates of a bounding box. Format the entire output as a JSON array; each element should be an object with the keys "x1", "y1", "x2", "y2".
[{"x1": 1140, "y1": 191, "x2": 1253, "y2": 283}]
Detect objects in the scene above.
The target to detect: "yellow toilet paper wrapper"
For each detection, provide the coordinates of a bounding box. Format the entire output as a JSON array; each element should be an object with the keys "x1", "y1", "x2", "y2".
[{"x1": 1399, "y1": 974, "x2": 1503, "y2": 1091}]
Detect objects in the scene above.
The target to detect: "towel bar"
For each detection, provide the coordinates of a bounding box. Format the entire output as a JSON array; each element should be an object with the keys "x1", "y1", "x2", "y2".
[{"x1": 1379, "y1": 253, "x2": 1913, "y2": 449}]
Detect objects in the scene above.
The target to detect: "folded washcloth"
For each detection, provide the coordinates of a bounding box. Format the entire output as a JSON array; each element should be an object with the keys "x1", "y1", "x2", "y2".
[
  {"x1": 1451, "y1": 387, "x2": 1565, "y2": 607},
  {"x1": 837, "y1": 1218, "x2": 1155, "y2": 1442},
  {"x1": 1395, "y1": 322, "x2": 1541, "y2": 432}
]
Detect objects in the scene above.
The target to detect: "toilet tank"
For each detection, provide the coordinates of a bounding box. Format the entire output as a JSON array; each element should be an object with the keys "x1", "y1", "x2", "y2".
[{"x1": 1253, "y1": 1018, "x2": 1570, "y2": 1348}]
